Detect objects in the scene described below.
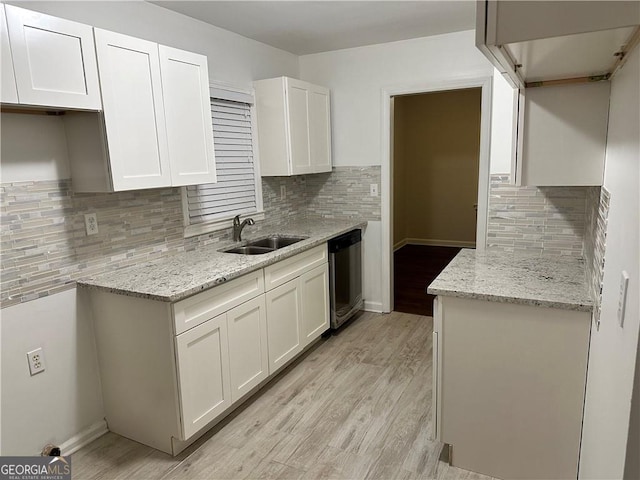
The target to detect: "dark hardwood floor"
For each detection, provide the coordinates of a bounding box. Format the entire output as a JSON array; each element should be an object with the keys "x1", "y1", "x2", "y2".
[{"x1": 394, "y1": 244, "x2": 463, "y2": 316}]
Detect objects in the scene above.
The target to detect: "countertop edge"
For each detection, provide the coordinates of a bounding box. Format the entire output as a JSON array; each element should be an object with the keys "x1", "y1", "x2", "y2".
[
  {"x1": 427, "y1": 287, "x2": 594, "y2": 313},
  {"x1": 77, "y1": 220, "x2": 366, "y2": 303}
]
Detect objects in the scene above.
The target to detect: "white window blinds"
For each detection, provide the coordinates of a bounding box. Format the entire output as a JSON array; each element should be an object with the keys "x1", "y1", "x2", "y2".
[{"x1": 185, "y1": 98, "x2": 258, "y2": 225}]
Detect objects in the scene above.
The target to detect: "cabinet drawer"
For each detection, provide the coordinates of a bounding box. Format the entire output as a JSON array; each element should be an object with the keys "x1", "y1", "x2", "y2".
[
  {"x1": 173, "y1": 270, "x2": 264, "y2": 335},
  {"x1": 263, "y1": 244, "x2": 328, "y2": 291}
]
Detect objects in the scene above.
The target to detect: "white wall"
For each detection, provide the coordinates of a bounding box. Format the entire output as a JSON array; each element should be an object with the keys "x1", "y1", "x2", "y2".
[
  {"x1": 299, "y1": 31, "x2": 493, "y2": 307},
  {"x1": 9, "y1": 1, "x2": 299, "y2": 89},
  {"x1": 299, "y1": 30, "x2": 492, "y2": 168},
  {"x1": 362, "y1": 221, "x2": 382, "y2": 312},
  {"x1": 579, "y1": 47, "x2": 640, "y2": 479},
  {"x1": 0, "y1": 2, "x2": 298, "y2": 455},
  {"x1": 1, "y1": 289, "x2": 105, "y2": 455},
  {"x1": 0, "y1": 114, "x2": 70, "y2": 183}
]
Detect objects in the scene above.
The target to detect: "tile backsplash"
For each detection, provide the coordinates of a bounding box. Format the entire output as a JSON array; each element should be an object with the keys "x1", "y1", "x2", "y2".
[
  {"x1": 1, "y1": 181, "x2": 222, "y2": 307},
  {"x1": 7, "y1": 168, "x2": 605, "y2": 309},
  {"x1": 1, "y1": 166, "x2": 381, "y2": 308},
  {"x1": 306, "y1": 166, "x2": 381, "y2": 221},
  {"x1": 583, "y1": 186, "x2": 610, "y2": 326},
  {"x1": 486, "y1": 174, "x2": 588, "y2": 257}
]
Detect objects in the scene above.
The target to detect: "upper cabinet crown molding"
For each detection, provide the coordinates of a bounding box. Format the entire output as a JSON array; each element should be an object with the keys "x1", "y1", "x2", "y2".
[
  {"x1": 3, "y1": 4, "x2": 101, "y2": 109},
  {"x1": 254, "y1": 76, "x2": 332, "y2": 177},
  {"x1": 477, "y1": 0, "x2": 640, "y2": 88}
]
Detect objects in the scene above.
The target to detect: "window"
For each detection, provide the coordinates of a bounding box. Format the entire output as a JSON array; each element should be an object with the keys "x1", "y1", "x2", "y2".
[{"x1": 182, "y1": 85, "x2": 263, "y2": 237}]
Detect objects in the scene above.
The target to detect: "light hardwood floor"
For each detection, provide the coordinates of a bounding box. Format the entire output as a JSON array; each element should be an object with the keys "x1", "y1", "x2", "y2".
[{"x1": 71, "y1": 312, "x2": 496, "y2": 480}]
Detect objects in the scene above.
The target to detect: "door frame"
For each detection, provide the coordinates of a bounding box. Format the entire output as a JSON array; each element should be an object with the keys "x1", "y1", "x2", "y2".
[{"x1": 381, "y1": 76, "x2": 493, "y2": 313}]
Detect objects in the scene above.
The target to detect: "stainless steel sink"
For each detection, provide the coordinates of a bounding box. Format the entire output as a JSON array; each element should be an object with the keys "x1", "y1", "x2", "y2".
[
  {"x1": 246, "y1": 236, "x2": 306, "y2": 249},
  {"x1": 223, "y1": 246, "x2": 275, "y2": 255},
  {"x1": 221, "y1": 236, "x2": 306, "y2": 255}
]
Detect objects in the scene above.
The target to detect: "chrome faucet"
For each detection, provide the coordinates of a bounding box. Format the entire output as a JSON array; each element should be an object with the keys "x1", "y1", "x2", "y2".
[{"x1": 232, "y1": 214, "x2": 255, "y2": 242}]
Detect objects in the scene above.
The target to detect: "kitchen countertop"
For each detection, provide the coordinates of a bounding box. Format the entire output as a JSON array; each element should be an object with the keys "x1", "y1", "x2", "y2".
[
  {"x1": 77, "y1": 217, "x2": 366, "y2": 302},
  {"x1": 427, "y1": 249, "x2": 593, "y2": 312}
]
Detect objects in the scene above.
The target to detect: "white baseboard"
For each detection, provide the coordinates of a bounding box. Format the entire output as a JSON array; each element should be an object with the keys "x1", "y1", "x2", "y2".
[
  {"x1": 60, "y1": 420, "x2": 108, "y2": 456},
  {"x1": 400, "y1": 238, "x2": 476, "y2": 249},
  {"x1": 364, "y1": 300, "x2": 383, "y2": 313},
  {"x1": 393, "y1": 239, "x2": 408, "y2": 251}
]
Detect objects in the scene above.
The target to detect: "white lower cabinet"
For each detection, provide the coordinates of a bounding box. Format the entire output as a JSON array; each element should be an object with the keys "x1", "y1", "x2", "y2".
[
  {"x1": 264, "y1": 244, "x2": 329, "y2": 374},
  {"x1": 90, "y1": 244, "x2": 330, "y2": 455},
  {"x1": 175, "y1": 313, "x2": 231, "y2": 440},
  {"x1": 300, "y1": 264, "x2": 330, "y2": 345},
  {"x1": 266, "y1": 280, "x2": 303, "y2": 373},
  {"x1": 433, "y1": 295, "x2": 591, "y2": 479},
  {"x1": 227, "y1": 295, "x2": 269, "y2": 403}
]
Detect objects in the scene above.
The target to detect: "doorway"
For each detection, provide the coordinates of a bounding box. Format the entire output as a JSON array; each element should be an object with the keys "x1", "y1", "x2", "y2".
[
  {"x1": 393, "y1": 88, "x2": 482, "y2": 316},
  {"x1": 380, "y1": 77, "x2": 492, "y2": 314}
]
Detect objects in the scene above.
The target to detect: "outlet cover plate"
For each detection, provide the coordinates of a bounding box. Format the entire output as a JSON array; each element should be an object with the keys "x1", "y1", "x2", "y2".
[
  {"x1": 84, "y1": 213, "x2": 99, "y2": 236},
  {"x1": 27, "y1": 347, "x2": 46, "y2": 376}
]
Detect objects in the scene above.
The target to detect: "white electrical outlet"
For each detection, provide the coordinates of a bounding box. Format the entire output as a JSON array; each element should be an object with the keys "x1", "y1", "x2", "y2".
[
  {"x1": 84, "y1": 213, "x2": 99, "y2": 235},
  {"x1": 370, "y1": 184, "x2": 379, "y2": 196},
  {"x1": 280, "y1": 185, "x2": 286, "y2": 200},
  {"x1": 617, "y1": 271, "x2": 629, "y2": 327},
  {"x1": 27, "y1": 348, "x2": 46, "y2": 376}
]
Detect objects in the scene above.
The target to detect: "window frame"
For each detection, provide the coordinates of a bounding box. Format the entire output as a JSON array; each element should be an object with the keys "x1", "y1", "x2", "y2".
[{"x1": 182, "y1": 81, "x2": 264, "y2": 238}]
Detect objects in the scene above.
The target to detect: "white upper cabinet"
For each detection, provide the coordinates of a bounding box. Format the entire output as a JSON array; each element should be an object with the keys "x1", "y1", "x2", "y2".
[
  {"x1": 477, "y1": 0, "x2": 639, "y2": 187},
  {"x1": 93, "y1": 29, "x2": 172, "y2": 191},
  {"x1": 4, "y1": 5, "x2": 101, "y2": 110},
  {"x1": 159, "y1": 45, "x2": 216, "y2": 186},
  {"x1": 66, "y1": 29, "x2": 217, "y2": 192},
  {"x1": 308, "y1": 87, "x2": 332, "y2": 173},
  {"x1": 287, "y1": 78, "x2": 313, "y2": 175},
  {"x1": 0, "y1": 4, "x2": 18, "y2": 104},
  {"x1": 477, "y1": 1, "x2": 640, "y2": 88},
  {"x1": 254, "y1": 76, "x2": 332, "y2": 176},
  {"x1": 521, "y1": 82, "x2": 610, "y2": 186}
]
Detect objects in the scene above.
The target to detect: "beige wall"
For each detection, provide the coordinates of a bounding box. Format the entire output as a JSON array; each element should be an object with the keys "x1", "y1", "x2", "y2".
[{"x1": 393, "y1": 88, "x2": 481, "y2": 247}]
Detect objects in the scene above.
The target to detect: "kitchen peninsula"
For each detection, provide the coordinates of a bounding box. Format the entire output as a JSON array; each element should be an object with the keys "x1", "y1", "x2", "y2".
[{"x1": 428, "y1": 249, "x2": 592, "y2": 479}]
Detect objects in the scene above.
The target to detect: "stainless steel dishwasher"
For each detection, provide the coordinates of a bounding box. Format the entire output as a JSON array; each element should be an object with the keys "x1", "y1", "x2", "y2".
[{"x1": 328, "y1": 229, "x2": 363, "y2": 329}]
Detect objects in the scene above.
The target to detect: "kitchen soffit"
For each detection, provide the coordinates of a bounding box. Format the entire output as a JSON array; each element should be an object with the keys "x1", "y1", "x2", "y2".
[{"x1": 150, "y1": 1, "x2": 476, "y2": 55}]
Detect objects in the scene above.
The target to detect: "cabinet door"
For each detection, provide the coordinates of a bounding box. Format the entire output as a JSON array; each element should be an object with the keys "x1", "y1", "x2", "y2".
[
  {"x1": 265, "y1": 279, "x2": 302, "y2": 374},
  {"x1": 309, "y1": 86, "x2": 332, "y2": 173},
  {"x1": 1, "y1": 5, "x2": 17, "y2": 104},
  {"x1": 94, "y1": 29, "x2": 171, "y2": 191},
  {"x1": 432, "y1": 296, "x2": 442, "y2": 442},
  {"x1": 521, "y1": 81, "x2": 609, "y2": 186},
  {"x1": 227, "y1": 296, "x2": 269, "y2": 403},
  {"x1": 299, "y1": 264, "x2": 329, "y2": 347},
  {"x1": 159, "y1": 45, "x2": 216, "y2": 186},
  {"x1": 285, "y1": 78, "x2": 313, "y2": 175},
  {"x1": 5, "y1": 5, "x2": 101, "y2": 109},
  {"x1": 175, "y1": 313, "x2": 231, "y2": 440}
]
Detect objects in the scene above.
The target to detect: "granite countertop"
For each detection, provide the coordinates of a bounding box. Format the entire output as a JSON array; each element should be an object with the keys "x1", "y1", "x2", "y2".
[
  {"x1": 78, "y1": 217, "x2": 366, "y2": 303},
  {"x1": 427, "y1": 249, "x2": 593, "y2": 312}
]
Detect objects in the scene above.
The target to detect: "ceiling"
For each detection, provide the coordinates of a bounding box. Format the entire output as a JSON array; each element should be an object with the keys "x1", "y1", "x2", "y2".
[{"x1": 151, "y1": 1, "x2": 476, "y2": 55}]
